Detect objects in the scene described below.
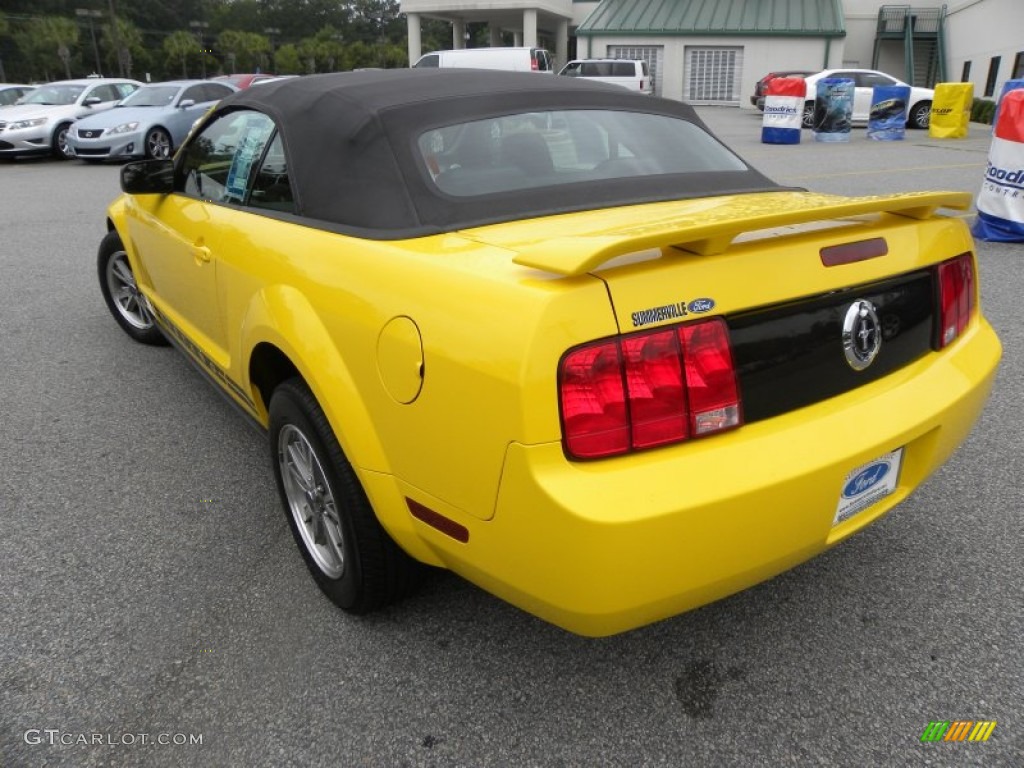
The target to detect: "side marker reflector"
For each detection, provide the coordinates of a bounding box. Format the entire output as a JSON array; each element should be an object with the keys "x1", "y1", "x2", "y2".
[{"x1": 406, "y1": 498, "x2": 469, "y2": 543}]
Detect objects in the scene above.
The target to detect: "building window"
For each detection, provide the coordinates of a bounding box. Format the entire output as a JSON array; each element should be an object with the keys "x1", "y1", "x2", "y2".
[
  {"x1": 684, "y1": 47, "x2": 744, "y2": 105},
  {"x1": 984, "y1": 56, "x2": 1001, "y2": 97},
  {"x1": 1013, "y1": 52, "x2": 1024, "y2": 79},
  {"x1": 961, "y1": 61, "x2": 971, "y2": 81}
]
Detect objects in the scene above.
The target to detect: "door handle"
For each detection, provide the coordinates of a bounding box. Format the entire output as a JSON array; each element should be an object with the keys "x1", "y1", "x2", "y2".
[{"x1": 192, "y1": 244, "x2": 212, "y2": 264}]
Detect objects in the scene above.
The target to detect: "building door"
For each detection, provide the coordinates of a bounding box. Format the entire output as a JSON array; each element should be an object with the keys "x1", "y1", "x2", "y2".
[{"x1": 684, "y1": 46, "x2": 743, "y2": 105}]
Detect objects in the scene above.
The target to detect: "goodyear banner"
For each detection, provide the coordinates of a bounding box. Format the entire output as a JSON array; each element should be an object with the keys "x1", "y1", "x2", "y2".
[
  {"x1": 929, "y1": 82, "x2": 973, "y2": 138},
  {"x1": 761, "y1": 77, "x2": 805, "y2": 145},
  {"x1": 867, "y1": 85, "x2": 910, "y2": 141},
  {"x1": 973, "y1": 89, "x2": 1024, "y2": 242},
  {"x1": 993, "y1": 78, "x2": 1024, "y2": 128},
  {"x1": 813, "y1": 78, "x2": 854, "y2": 143}
]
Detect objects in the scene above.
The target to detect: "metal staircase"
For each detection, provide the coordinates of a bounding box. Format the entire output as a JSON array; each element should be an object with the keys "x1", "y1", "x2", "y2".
[{"x1": 872, "y1": 5, "x2": 948, "y2": 87}]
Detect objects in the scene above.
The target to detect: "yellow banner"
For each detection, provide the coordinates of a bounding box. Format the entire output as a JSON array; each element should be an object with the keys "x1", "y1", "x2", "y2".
[{"x1": 929, "y1": 82, "x2": 974, "y2": 138}]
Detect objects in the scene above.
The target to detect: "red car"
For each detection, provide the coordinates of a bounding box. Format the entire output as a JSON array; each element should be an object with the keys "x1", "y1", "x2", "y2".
[
  {"x1": 212, "y1": 73, "x2": 277, "y2": 89},
  {"x1": 751, "y1": 70, "x2": 813, "y2": 110}
]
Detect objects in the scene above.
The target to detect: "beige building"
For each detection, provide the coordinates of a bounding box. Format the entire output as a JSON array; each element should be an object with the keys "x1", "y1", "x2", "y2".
[{"x1": 399, "y1": 0, "x2": 1023, "y2": 105}]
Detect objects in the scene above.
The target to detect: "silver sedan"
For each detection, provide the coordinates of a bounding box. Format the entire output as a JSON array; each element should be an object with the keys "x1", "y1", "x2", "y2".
[{"x1": 68, "y1": 79, "x2": 237, "y2": 162}]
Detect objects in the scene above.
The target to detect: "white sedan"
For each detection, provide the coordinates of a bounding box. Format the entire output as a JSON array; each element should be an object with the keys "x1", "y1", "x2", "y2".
[
  {"x1": 800, "y1": 69, "x2": 934, "y2": 129},
  {"x1": 0, "y1": 78, "x2": 141, "y2": 160}
]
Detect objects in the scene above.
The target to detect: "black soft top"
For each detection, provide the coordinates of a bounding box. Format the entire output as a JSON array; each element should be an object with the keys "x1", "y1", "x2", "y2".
[{"x1": 210, "y1": 69, "x2": 781, "y2": 237}]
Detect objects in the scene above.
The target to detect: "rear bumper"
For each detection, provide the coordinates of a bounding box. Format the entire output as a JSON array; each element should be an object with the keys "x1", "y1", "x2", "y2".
[{"x1": 412, "y1": 318, "x2": 1000, "y2": 636}]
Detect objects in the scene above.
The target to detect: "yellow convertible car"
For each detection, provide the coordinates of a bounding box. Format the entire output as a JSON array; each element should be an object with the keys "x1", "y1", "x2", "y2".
[{"x1": 98, "y1": 70, "x2": 1001, "y2": 636}]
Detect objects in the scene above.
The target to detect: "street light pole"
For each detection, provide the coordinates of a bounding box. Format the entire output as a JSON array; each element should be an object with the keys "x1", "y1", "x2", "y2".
[
  {"x1": 190, "y1": 20, "x2": 210, "y2": 78},
  {"x1": 75, "y1": 8, "x2": 104, "y2": 75},
  {"x1": 264, "y1": 27, "x2": 280, "y2": 73},
  {"x1": 107, "y1": 0, "x2": 125, "y2": 76}
]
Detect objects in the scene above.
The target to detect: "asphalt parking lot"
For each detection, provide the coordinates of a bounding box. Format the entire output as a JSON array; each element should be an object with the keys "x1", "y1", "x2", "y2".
[{"x1": 1, "y1": 107, "x2": 1022, "y2": 767}]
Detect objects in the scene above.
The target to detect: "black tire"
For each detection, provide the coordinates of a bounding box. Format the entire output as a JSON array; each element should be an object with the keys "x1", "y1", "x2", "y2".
[
  {"x1": 51, "y1": 122, "x2": 74, "y2": 160},
  {"x1": 144, "y1": 127, "x2": 172, "y2": 159},
  {"x1": 97, "y1": 231, "x2": 168, "y2": 345},
  {"x1": 801, "y1": 100, "x2": 815, "y2": 129},
  {"x1": 908, "y1": 101, "x2": 931, "y2": 130},
  {"x1": 269, "y1": 378, "x2": 420, "y2": 614}
]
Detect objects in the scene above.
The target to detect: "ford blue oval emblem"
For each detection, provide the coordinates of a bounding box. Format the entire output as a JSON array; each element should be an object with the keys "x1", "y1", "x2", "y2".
[
  {"x1": 688, "y1": 298, "x2": 715, "y2": 314},
  {"x1": 842, "y1": 461, "x2": 890, "y2": 498}
]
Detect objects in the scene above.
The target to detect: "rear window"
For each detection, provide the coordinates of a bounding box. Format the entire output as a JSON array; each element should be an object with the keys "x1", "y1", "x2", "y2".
[
  {"x1": 417, "y1": 108, "x2": 747, "y2": 197},
  {"x1": 532, "y1": 50, "x2": 551, "y2": 71}
]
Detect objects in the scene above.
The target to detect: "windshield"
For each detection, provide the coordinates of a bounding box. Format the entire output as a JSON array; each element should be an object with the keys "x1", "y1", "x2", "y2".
[
  {"x1": 121, "y1": 85, "x2": 180, "y2": 108},
  {"x1": 418, "y1": 109, "x2": 747, "y2": 197},
  {"x1": 22, "y1": 85, "x2": 85, "y2": 106}
]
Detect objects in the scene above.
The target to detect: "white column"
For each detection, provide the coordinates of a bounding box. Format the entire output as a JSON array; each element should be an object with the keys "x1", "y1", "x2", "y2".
[
  {"x1": 513, "y1": 31, "x2": 523, "y2": 46},
  {"x1": 453, "y1": 20, "x2": 466, "y2": 49},
  {"x1": 489, "y1": 26, "x2": 503, "y2": 47},
  {"x1": 556, "y1": 18, "x2": 568, "y2": 67},
  {"x1": 407, "y1": 13, "x2": 422, "y2": 64},
  {"x1": 523, "y1": 9, "x2": 537, "y2": 48}
]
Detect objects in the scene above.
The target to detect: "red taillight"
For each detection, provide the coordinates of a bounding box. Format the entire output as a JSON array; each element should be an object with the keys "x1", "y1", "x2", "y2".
[
  {"x1": 622, "y1": 329, "x2": 688, "y2": 448},
  {"x1": 559, "y1": 318, "x2": 742, "y2": 459},
  {"x1": 936, "y1": 253, "x2": 975, "y2": 348},
  {"x1": 531, "y1": 58, "x2": 539, "y2": 71},
  {"x1": 559, "y1": 341, "x2": 629, "y2": 458},
  {"x1": 680, "y1": 320, "x2": 742, "y2": 436}
]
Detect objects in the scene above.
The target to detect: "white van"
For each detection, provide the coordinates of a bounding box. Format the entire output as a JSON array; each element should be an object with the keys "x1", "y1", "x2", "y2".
[
  {"x1": 413, "y1": 47, "x2": 554, "y2": 73},
  {"x1": 558, "y1": 59, "x2": 654, "y2": 95}
]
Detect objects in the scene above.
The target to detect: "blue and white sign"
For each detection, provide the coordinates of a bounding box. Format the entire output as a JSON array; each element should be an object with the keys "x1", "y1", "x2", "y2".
[
  {"x1": 867, "y1": 85, "x2": 910, "y2": 141},
  {"x1": 833, "y1": 448, "x2": 903, "y2": 526},
  {"x1": 814, "y1": 78, "x2": 854, "y2": 143}
]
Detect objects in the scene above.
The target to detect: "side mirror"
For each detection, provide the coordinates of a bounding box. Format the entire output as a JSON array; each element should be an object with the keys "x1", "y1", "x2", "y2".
[
  {"x1": 178, "y1": 99, "x2": 196, "y2": 109},
  {"x1": 121, "y1": 159, "x2": 174, "y2": 195},
  {"x1": 84, "y1": 96, "x2": 102, "y2": 107}
]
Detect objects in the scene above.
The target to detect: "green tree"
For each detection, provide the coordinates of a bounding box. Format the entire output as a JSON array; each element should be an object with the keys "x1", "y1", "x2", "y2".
[
  {"x1": 101, "y1": 17, "x2": 146, "y2": 79},
  {"x1": 312, "y1": 26, "x2": 345, "y2": 72},
  {"x1": 164, "y1": 30, "x2": 197, "y2": 78},
  {"x1": 350, "y1": 0, "x2": 403, "y2": 47},
  {"x1": 297, "y1": 27, "x2": 346, "y2": 74},
  {"x1": 218, "y1": 30, "x2": 271, "y2": 73},
  {"x1": 18, "y1": 16, "x2": 80, "y2": 81},
  {"x1": 0, "y1": 12, "x2": 9, "y2": 81},
  {"x1": 273, "y1": 43, "x2": 301, "y2": 75}
]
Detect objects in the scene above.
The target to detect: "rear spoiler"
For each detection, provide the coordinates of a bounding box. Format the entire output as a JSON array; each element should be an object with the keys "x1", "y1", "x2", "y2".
[{"x1": 511, "y1": 191, "x2": 971, "y2": 276}]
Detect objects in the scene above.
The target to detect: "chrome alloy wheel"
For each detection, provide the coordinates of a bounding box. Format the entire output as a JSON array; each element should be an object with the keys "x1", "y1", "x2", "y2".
[
  {"x1": 278, "y1": 424, "x2": 346, "y2": 579},
  {"x1": 147, "y1": 129, "x2": 171, "y2": 159},
  {"x1": 104, "y1": 250, "x2": 155, "y2": 330}
]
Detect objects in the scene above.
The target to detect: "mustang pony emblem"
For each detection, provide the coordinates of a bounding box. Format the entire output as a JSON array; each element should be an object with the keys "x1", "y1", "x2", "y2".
[{"x1": 843, "y1": 300, "x2": 882, "y2": 370}]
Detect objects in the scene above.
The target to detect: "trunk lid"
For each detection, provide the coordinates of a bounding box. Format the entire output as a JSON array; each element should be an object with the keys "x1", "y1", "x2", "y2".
[{"x1": 461, "y1": 189, "x2": 973, "y2": 429}]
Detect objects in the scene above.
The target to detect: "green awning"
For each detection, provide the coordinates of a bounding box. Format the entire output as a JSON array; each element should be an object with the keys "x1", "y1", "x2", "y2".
[{"x1": 578, "y1": 0, "x2": 846, "y2": 36}]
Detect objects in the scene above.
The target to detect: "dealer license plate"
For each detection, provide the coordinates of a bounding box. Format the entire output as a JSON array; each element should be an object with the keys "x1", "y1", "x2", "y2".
[{"x1": 833, "y1": 448, "x2": 904, "y2": 526}]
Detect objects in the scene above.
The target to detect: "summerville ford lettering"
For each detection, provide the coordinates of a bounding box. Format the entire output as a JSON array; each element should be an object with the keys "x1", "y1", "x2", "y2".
[
  {"x1": 631, "y1": 298, "x2": 716, "y2": 328},
  {"x1": 632, "y1": 302, "x2": 688, "y2": 327}
]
